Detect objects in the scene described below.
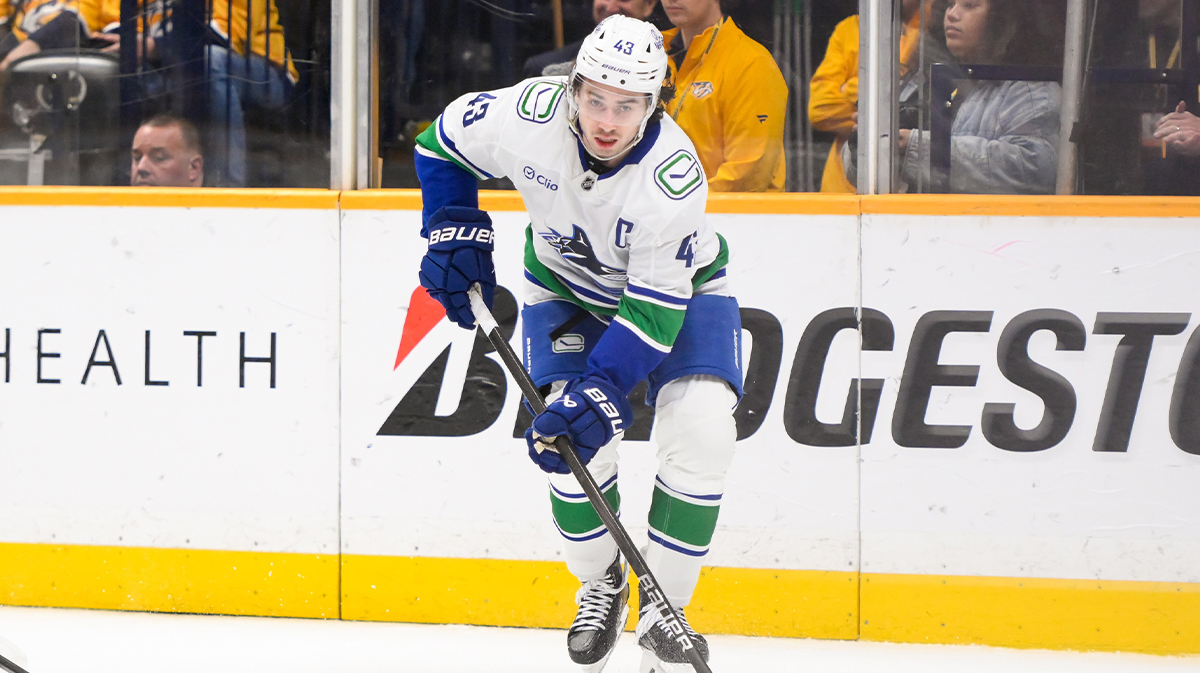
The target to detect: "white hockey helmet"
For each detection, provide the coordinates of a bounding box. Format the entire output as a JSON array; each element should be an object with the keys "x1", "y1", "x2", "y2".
[{"x1": 567, "y1": 14, "x2": 669, "y2": 155}]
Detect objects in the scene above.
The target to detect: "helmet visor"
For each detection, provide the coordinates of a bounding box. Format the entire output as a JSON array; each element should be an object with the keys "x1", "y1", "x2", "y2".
[{"x1": 574, "y1": 77, "x2": 652, "y2": 127}]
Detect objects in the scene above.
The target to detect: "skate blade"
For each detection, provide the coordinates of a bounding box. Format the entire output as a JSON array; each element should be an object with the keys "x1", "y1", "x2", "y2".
[
  {"x1": 579, "y1": 605, "x2": 628, "y2": 673},
  {"x1": 638, "y1": 649, "x2": 695, "y2": 673},
  {"x1": 580, "y1": 648, "x2": 616, "y2": 673}
]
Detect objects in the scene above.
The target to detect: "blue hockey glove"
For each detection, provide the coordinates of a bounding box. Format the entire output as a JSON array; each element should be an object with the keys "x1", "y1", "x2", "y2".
[
  {"x1": 418, "y1": 206, "x2": 496, "y2": 329},
  {"x1": 525, "y1": 376, "x2": 633, "y2": 474}
]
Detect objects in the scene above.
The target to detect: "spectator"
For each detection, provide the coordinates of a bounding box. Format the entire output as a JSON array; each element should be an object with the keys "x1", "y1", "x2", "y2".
[
  {"x1": 809, "y1": 0, "x2": 926, "y2": 193},
  {"x1": 1155, "y1": 101, "x2": 1200, "y2": 158},
  {"x1": 79, "y1": 0, "x2": 115, "y2": 47},
  {"x1": 893, "y1": 0, "x2": 1064, "y2": 194},
  {"x1": 661, "y1": 0, "x2": 787, "y2": 191},
  {"x1": 79, "y1": 0, "x2": 155, "y2": 53},
  {"x1": 0, "y1": 0, "x2": 89, "y2": 72},
  {"x1": 131, "y1": 113, "x2": 204, "y2": 187},
  {"x1": 206, "y1": 0, "x2": 297, "y2": 187},
  {"x1": 1079, "y1": 0, "x2": 1195, "y2": 195},
  {"x1": 1132, "y1": 0, "x2": 1188, "y2": 188},
  {"x1": 81, "y1": 0, "x2": 292, "y2": 187},
  {"x1": 522, "y1": 0, "x2": 659, "y2": 79}
]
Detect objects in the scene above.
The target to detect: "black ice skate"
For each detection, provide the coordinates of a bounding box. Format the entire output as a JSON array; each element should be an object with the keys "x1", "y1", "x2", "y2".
[
  {"x1": 568, "y1": 556, "x2": 629, "y2": 673},
  {"x1": 636, "y1": 583, "x2": 709, "y2": 673}
]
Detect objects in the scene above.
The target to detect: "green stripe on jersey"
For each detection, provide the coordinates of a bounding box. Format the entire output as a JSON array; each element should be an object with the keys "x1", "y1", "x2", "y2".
[
  {"x1": 691, "y1": 232, "x2": 730, "y2": 289},
  {"x1": 415, "y1": 119, "x2": 481, "y2": 178},
  {"x1": 617, "y1": 295, "x2": 685, "y2": 349},
  {"x1": 648, "y1": 484, "x2": 720, "y2": 548},
  {"x1": 525, "y1": 227, "x2": 727, "y2": 349},
  {"x1": 550, "y1": 483, "x2": 621, "y2": 536},
  {"x1": 524, "y1": 226, "x2": 620, "y2": 316}
]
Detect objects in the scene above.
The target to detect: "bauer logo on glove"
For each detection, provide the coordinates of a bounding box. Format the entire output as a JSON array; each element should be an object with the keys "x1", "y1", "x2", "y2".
[
  {"x1": 525, "y1": 376, "x2": 633, "y2": 474},
  {"x1": 418, "y1": 206, "x2": 497, "y2": 330},
  {"x1": 428, "y1": 226, "x2": 496, "y2": 246},
  {"x1": 580, "y1": 385, "x2": 626, "y2": 435}
]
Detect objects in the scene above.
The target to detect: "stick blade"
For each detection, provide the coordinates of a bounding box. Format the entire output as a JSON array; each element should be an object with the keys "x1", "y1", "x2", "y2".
[{"x1": 0, "y1": 634, "x2": 30, "y2": 673}]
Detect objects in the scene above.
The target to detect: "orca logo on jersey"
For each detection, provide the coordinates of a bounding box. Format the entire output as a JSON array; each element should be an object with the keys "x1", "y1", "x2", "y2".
[
  {"x1": 540, "y1": 224, "x2": 627, "y2": 282},
  {"x1": 523, "y1": 166, "x2": 559, "y2": 191}
]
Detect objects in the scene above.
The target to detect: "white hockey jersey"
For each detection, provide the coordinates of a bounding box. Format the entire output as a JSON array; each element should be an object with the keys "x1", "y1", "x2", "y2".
[{"x1": 415, "y1": 76, "x2": 729, "y2": 354}]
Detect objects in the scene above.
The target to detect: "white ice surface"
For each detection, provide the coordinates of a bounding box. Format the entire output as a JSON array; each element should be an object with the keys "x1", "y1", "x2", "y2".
[{"x1": 0, "y1": 605, "x2": 1197, "y2": 673}]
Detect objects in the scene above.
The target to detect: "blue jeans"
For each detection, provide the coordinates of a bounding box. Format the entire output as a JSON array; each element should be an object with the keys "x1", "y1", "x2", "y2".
[{"x1": 207, "y1": 45, "x2": 293, "y2": 187}]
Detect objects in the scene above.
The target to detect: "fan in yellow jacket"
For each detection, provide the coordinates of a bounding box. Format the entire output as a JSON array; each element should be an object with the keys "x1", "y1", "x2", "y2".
[
  {"x1": 209, "y1": 0, "x2": 297, "y2": 83},
  {"x1": 0, "y1": 0, "x2": 88, "y2": 70},
  {"x1": 77, "y1": 0, "x2": 112, "y2": 30},
  {"x1": 78, "y1": 0, "x2": 164, "y2": 56},
  {"x1": 808, "y1": 1, "x2": 925, "y2": 193},
  {"x1": 661, "y1": 0, "x2": 787, "y2": 192},
  {"x1": 206, "y1": 0, "x2": 297, "y2": 186},
  {"x1": 79, "y1": 0, "x2": 294, "y2": 83}
]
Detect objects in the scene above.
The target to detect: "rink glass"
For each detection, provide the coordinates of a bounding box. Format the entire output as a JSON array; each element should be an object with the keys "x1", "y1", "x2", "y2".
[
  {"x1": 0, "y1": 0, "x2": 331, "y2": 188},
  {"x1": 889, "y1": 0, "x2": 1192, "y2": 195}
]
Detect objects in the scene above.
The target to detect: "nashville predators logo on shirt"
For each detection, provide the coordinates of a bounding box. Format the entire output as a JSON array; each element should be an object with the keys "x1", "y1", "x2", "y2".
[
  {"x1": 9, "y1": 0, "x2": 79, "y2": 40},
  {"x1": 690, "y1": 81, "x2": 714, "y2": 99}
]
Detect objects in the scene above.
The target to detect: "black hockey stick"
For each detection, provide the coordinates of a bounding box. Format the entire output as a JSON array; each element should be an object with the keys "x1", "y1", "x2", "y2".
[
  {"x1": 467, "y1": 285, "x2": 714, "y2": 673},
  {"x1": 0, "y1": 652, "x2": 30, "y2": 673}
]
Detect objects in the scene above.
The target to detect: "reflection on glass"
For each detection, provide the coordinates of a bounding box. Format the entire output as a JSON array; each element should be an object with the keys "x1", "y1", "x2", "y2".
[
  {"x1": 380, "y1": 0, "x2": 848, "y2": 191},
  {"x1": 876, "y1": 0, "x2": 1067, "y2": 195},
  {"x1": 886, "y1": 0, "x2": 1198, "y2": 196},
  {"x1": 0, "y1": 0, "x2": 330, "y2": 187},
  {"x1": 1078, "y1": 0, "x2": 1199, "y2": 195},
  {"x1": 0, "y1": 0, "x2": 98, "y2": 185},
  {"x1": 810, "y1": 0, "x2": 926, "y2": 193}
]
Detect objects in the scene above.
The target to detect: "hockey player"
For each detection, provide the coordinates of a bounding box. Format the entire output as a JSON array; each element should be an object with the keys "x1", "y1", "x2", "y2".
[{"x1": 413, "y1": 15, "x2": 741, "y2": 672}]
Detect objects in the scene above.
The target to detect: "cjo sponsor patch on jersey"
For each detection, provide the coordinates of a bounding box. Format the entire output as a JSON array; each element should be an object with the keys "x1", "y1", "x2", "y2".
[
  {"x1": 517, "y1": 80, "x2": 566, "y2": 124},
  {"x1": 654, "y1": 150, "x2": 703, "y2": 201}
]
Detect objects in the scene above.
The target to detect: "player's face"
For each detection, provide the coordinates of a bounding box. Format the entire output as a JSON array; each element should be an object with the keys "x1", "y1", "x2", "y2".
[
  {"x1": 593, "y1": 0, "x2": 657, "y2": 24},
  {"x1": 943, "y1": 0, "x2": 989, "y2": 62},
  {"x1": 575, "y1": 79, "x2": 651, "y2": 164},
  {"x1": 131, "y1": 124, "x2": 203, "y2": 187}
]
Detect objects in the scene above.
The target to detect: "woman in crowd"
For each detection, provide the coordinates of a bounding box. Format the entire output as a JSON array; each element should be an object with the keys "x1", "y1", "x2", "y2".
[{"x1": 894, "y1": 0, "x2": 1065, "y2": 194}]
